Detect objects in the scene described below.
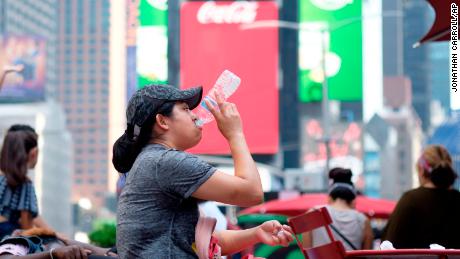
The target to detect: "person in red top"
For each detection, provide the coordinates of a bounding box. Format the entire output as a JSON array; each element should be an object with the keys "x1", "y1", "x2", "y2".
[{"x1": 382, "y1": 145, "x2": 460, "y2": 248}]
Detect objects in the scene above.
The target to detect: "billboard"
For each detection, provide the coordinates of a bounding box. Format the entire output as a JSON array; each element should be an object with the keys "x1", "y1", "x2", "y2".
[
  {"x1": 0, "y1": 36, "x2": 46, "y2": 102},
  {"x1": 299, "y1": 0, "x2": 362, "y2": 102},
  {"x1": 137, "y1": 0, "x2": 168, "y2": 88},
  {"x1": 180, "y1": 1, "x2": 279, "y2": 154},
  {"x1": 301, "y1": 118, "x2": 363, "y2": 187}
]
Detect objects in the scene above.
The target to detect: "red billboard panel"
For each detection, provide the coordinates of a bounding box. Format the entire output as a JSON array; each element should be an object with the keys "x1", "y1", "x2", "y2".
[{"x1": 180, "y1": 1, "x2": 279, "y2": 154}]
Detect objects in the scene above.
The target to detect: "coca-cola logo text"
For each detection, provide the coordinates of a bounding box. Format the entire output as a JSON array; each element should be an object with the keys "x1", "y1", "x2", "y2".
[{"x1": 197, "y1": 2, "x2": 259, "y2": 24}]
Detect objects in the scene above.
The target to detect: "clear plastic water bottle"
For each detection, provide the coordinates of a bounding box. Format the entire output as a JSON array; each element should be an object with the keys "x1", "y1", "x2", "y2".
[{"x1": 194, "y1": 70, "x2": 241, "y2": 126}]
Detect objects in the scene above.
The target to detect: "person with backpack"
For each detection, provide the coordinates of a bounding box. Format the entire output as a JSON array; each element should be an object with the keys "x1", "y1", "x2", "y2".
[{"x1": 302, "y1": 168, "x2": 374, "y2": 250}]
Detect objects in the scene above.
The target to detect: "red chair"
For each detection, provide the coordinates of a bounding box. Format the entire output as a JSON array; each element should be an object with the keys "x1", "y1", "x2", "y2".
[{"x1": 288, "y1": 207, "x2": 347, "y2": 259}]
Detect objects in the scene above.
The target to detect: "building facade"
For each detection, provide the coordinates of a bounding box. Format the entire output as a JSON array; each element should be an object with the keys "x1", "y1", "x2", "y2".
[
  {"x1": 0, "y1": 0, "x2": 73, "y2": 234},
  {"x1": 380, "y1": 107, "x2": 424, "y2": 200},
  {"x1": 0, "y1": 0, "x2": 59, "y2": 99},
  {"x1": 402, "y1": 0, "x2": 432, "y2": 131},
  {"x1": 382, "y1": 0, "x2": 436, "y2": 132},
  {"x1": 58, "y1": 0, "x2": 111, "y2": 207}
]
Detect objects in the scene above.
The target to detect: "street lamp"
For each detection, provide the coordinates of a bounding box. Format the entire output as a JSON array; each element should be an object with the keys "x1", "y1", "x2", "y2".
[{"x1": 0, "y1": 64, "x2": 24, "y2": 92}]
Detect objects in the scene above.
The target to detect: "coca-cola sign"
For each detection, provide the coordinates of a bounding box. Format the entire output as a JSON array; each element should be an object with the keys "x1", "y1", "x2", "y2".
[
  {"x1": 197, "y1": 1, "x2": 259, "y2": 24},
  {"x1": 181, "y1": 1, "x2": 279, "y2": 154}
]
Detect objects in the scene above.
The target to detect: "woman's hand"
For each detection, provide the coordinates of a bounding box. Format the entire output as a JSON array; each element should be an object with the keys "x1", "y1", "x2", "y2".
[
  {"x1": 255, "y1": 220, "x2": 294, "y2": 247},
  {"x1": 52, "y1": 245, "x2": 91, "y2": 259},
  {"x1": 205, "y1": 92, "x2": 243, "y2": 141}
]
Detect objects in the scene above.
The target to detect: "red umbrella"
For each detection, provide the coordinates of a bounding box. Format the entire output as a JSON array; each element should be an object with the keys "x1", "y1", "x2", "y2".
[
  {"x1": 415, "y1": 0, "x2": 460, "y2": 47},
  {"x1": 239, "y1": 193, "x2": 396, "y2": 219}
]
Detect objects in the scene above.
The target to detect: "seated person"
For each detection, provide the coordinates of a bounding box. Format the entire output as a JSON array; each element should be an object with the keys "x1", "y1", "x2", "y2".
[
  {"x1": 302, "y1": 168, "x2": 373, "y2": 250},
  {"x1": 0, "y1": 227, "x2": 116, "y2": 259},
  {"x1": 0, "y1": 222, "x2": 292, "y2": 259},
  {"x1": 382, "y1": 145, "x2": 460, "y2": 248}
]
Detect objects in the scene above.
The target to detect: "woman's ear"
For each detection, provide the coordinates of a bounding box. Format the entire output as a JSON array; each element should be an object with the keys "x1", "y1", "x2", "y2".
[
  {"x1": 155, "y1": 114, "x2": 169, "y2": 130},
  {"x1": 28, "y1": 147, "x2": 38, "y2": 168}
]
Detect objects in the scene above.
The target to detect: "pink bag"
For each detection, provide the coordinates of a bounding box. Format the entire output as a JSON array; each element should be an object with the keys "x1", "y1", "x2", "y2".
[{"x1": 195, "y1": 216, "x2": 222, "y2": 259}]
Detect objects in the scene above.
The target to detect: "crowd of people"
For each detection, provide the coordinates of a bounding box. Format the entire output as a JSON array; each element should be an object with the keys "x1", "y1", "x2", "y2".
[{"x1": 0, "y1": 84, "x2": 458, "y2": 258}]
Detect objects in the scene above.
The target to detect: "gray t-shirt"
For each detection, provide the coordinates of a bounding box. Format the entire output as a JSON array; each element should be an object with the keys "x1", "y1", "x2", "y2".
[{"x1": 117, "y1": 144, "x2": 216, "y2": 258}]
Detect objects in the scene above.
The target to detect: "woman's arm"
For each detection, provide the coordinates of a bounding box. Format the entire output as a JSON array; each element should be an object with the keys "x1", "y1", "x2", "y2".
[
  {"x1": 0, "y1": 65, "x2": 23, "y2": 91},
  {"x1": 0, "y1": 71, "x2": 7, "y2": 91},
  {"x1": 33, "y1": 216, "x2": 51, "y2": 229},
  {"x1": 301, "y1": 231, "x2": 313, "y2": 248},
  {"x1": 19, "y1": 211, "x2": 33, "y2": 229},
  {"x1": 192, "y1": 94, "x2": 263, "y2": 207},
  {"x1": 60, "y1": 238, "x2": 111, "y2": 256},
  {"x1": 214, "y1": 220, "x2": 293, "y2": 255},
  {"x1": 362, "y1": 218, "x2": 374, "y2": 249}
]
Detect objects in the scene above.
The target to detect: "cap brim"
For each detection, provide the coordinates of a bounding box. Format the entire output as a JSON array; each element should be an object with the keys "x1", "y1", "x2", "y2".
[{"x1": 179, "y1": 86, "x2": 203, "y2": 110}]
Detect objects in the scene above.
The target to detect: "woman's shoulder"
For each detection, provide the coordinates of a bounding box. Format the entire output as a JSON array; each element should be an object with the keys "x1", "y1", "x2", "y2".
[
  {"x1": 136, "y1": 144, "x2": 178, "y2": 164},
  {"x1": 399, "y1": 187, "x2": 425, "y2": 200},
  {"x1": 326, "y1": 205, "x2": 365, "y2": 218},
  {"x1": 23, "y1": 180, "x2": 36, "y2": 189},
  {"x1": 355, "y1": 210, "x2": 368, "y2": 222},
  {"x1": 394, "y1": 187, "x2": 448, "y2": 208},
  {"x1": 140, "y1": 144, "x2": 192, "y2": 160},
  {"x1": 0, "y1": 175, "x2": 7, "y2": 191},
  {"x1": 0, "y1": 175, "x2": 8, "y2": 187},
  {"x1": 136, "y1": 145, "x2": 206, "y2": 172},
  {"x1": 157, "y1": 147, "x2": 202, "y2": 166},
  {"x1": 346, "y1": 208, "x2": 367, "y2": 221},
  {"x1": 447, "y1": 188, "x2": 460, "y2": 199},
  {"x1": 404, "y1": 186, "x2": 460, "y2": 198}
]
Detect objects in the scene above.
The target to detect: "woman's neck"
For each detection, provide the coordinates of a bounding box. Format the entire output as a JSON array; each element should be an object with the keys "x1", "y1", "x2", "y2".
[
  {"x1": 421, "y1": 181, "x2": 436, "y2": 188},
  {"x1": 329, "y1": 199, "x2": 352, "y2": 210},
  {"x1": 150, "y1": 138, "x2": 175, "y2": 149}
]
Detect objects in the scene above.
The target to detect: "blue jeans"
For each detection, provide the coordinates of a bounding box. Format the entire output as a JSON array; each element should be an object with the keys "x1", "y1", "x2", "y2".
[{"x1": 0, "y1": 221, "x2": 19, "y2": 240}]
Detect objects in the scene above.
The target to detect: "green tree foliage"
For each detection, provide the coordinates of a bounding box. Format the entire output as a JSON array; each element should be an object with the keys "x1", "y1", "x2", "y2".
[{"x1": 88, "y1": 219, "x2": 116, "y2": 248}]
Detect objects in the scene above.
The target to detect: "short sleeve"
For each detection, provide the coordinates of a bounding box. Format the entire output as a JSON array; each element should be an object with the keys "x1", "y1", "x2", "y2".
[
  {"x1": 156, "y1": 150, "x2": 216, "y2": 198},
  {"x1": 16, "y1": 182, "x2": 39, "y2": 218}
]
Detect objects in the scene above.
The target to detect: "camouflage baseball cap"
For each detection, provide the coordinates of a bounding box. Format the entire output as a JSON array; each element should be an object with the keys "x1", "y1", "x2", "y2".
[{"x1": 126, "y1": 84, "x2": 203, "y2": 130}]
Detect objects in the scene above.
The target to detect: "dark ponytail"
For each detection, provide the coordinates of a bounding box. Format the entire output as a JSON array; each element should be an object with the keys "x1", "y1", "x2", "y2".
[
  {"x1": 0, "y1": 130, "x2": 37, "y2": 188},
  {"x1": 112, "y1": 102, "x2": 175, "y2": 173},
  {"x1": 430, "y1": 162, "x2": 457, "y2": 189},
  {"x1": 328, "y1": 167, "x2": 356, "y2": 204}
]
